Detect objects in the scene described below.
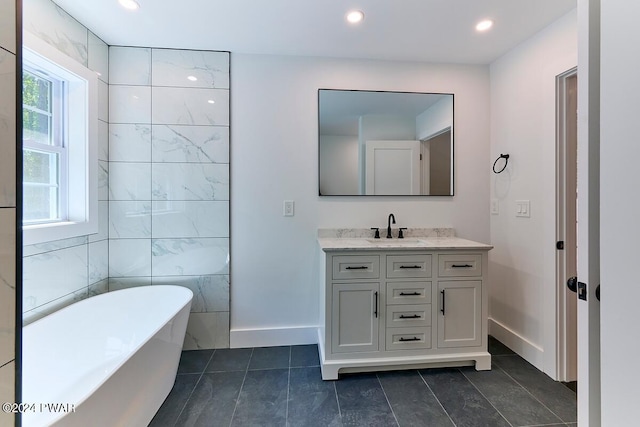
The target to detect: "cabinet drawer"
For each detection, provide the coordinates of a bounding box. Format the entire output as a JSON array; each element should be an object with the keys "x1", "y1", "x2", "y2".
[
  {"x1": 386, "y1": 327, "x2": 432, "y2": 351},
  {"x1": 332, "y1": 255, "x2": 380, "y2": 280},
  {"x1": 386, "y1": 304, "x2": 431, "y2": 328},
  {"x1": 387, "y1": 282, "x2": 432, "y2": 305},
  {"x1": 386, "y1": 254, "x2": 432, "y2": 278},
  {"x1": 438, "y1": 254, "x2": 482, "y2": 277}
]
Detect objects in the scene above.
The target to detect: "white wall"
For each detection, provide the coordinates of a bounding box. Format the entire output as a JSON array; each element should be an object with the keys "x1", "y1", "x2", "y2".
[
  {"x1": 489, "y1": 10, "x2": 577, "y2": 377},
  {"x1": 230, "y1": 54, "x2": 490, "y2": 346},
  {"x1": 416, "y1": 95, "x2": 454, "y2": 140},
  {"x1": 319, "y1": 134, "x2": 358, "y2": 195}
]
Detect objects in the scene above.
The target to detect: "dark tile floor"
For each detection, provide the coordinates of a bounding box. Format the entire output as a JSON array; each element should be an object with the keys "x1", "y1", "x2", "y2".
[{"x1": 149, "y1": 337, "x2": 577, "y2": 427}]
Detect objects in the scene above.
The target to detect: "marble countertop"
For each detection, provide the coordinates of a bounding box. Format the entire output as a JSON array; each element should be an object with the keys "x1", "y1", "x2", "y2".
[{"x1": 318, "y1": 231, "x2": 493, "y2": 252}]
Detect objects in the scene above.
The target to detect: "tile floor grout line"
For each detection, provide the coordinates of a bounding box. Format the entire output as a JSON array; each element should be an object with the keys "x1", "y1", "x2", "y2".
[
  {"x1": 285, "y1": 346, "x2": 292, "y2": 427},
  {"x1": 332, "y1": 380, "x2": 343, "y2": 422},
  {"x1": 227, "y1": 347, "x2": 254, "y2": 427},
  {"x1": 172, "y1": 348, "x2": 217, "y2": 427},
  {"x1": 458, "y1": 367, "x2": 515, "y2": 427},
  {"x1": 417, "y1": 370, "x2": 458, "y2": 427},
  {"x1": 375, "y1": 373, "x2": 401, "y2": 427},
  {"x1": 492, "y1": 359, "x2": 572, "y2": 424}
]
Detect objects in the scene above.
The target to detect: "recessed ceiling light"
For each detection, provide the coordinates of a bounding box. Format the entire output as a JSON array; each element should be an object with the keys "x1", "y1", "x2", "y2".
[
  {"x1": 207, "y1": 100, "x2": 215, "y2": 104},
  {"x1": 476, "y1": 19, "x2": 493, "y2": 32},
  {"x1": 187, "y1": 75, "x2": 198, "y2": 82},
  {"x1": 119, "y1": 0, "x2": 140, "y2": 10},
  {"x1": 346, "y1": 10, "x2": 364, "y2": 24}
]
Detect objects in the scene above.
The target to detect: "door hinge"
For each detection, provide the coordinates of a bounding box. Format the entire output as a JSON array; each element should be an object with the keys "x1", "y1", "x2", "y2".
[{"x1": 420, "y1": 154, "x2": 423, "y2": 160}]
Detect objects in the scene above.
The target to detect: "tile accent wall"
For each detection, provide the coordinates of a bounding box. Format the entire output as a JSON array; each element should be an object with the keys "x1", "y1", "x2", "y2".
[
  {"x1": 0, "y1": 0, "x2": 17, "y2": 424},
  {"x1": 20, "y1": 0, "x2": 230, "y2": 351},
  {"x1": 108, "y1": 47, "x2": 230, "y2": 349},
  {"x1": 21, "y1": 0, "x2": 110, "y2": 324}
]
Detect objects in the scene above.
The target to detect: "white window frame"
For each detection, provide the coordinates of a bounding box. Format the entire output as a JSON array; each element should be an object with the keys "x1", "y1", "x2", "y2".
[
  {"x1": 22, "y1": 32, "x2": 98, "y2": 245},
  {"x1": 22, "y1": 66, "x2": 68, "y2": 224}
]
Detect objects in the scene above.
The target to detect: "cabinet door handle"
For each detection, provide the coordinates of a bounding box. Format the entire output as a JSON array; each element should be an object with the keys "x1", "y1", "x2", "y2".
[
  {"x1": 374, "y1": 291, "x2": 378, "y2": 318},
  {"x1": 399, "y1": 337, "x2": 420, "y2": 342},
  {"x1": 399, "y1": 314, "x2": 421, "y2": 319},
  {"x1": 399, "y1": 291, "x2": 421, "y2": 296},
  {"x1": 441, "y1": 290, "x2": 446, "y2": 315},
  {"x1": 451, "y1": 264, "x2": 473, "y2": 268},
  {"x1": 345, "y1": 266, "x2": 368, "y2": 270},
  {"x1": 399, "y1": 265, "x2": 422, "y2": 269}
]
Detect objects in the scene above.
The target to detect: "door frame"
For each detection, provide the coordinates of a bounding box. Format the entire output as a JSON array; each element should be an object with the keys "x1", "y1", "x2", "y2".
[
  {"x1": 555, "y1": 67, "x2": 578, "y2": 382},
  {"x1": 576, "y1": 0, "x2": 601, "y2": 424}
]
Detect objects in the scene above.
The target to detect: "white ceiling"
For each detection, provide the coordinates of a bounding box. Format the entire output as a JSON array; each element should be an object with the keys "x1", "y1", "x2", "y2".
[{"x1": 52, "y1": 0, "x2": 576, "y2": 64}]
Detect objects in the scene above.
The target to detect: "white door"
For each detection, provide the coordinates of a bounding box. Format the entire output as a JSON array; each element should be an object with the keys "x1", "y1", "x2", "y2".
[
  {"x1": 365, "y1": 140, "x2": 420, "y2": 195},
  {"x1": 598, "y1": 0, "x2": 640, "y2": 425},
  {"x1": 576, "y1": 0, "x2": 600, "y2": 424}
]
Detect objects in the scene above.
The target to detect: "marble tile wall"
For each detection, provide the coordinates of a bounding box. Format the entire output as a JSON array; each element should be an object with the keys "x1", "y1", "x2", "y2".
[
  {"x1": 108, "y1": 47, "x2": 230, "y2": 350},
  {"x1": 0, "y1": 0, "x2": 17, "y2": 424},
  {"x1": 22, "y1": 0, "x2": 110, "y2": 324}
]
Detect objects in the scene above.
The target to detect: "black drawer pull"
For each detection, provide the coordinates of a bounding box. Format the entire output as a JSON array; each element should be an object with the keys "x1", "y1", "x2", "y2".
[
  {"x1": 345, "y1": 266, "x2": 368, "y2": 270},
  {"x1": 399, "y1": 265, "x2": 422, "y2": 269},
  {"x1": 399, "y1": 314, "x2": 421, "y2": 319},
  {"x1": 399, "y1": 291, "x2": 421, "y2": 296},
  {"x1": 451, "y1": 264, "x2": 473, "y2": 268},
  {"x1": 399, "y1": 337, "x2": 420, "y2": 342}
]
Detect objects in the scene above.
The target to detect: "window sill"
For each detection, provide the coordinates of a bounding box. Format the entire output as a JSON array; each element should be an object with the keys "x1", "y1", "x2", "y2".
[{"x1": 23, "y1": 219, "x2": 98, "y2": 246}]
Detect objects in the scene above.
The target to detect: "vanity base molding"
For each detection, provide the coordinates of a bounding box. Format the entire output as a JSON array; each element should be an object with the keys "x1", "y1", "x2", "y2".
[
  {"x1": 317, "y1": 328, "x2": 491, "y2": 380},
  {"x1": 317, "y1": 240, "x2": 493, "y2": 381}
]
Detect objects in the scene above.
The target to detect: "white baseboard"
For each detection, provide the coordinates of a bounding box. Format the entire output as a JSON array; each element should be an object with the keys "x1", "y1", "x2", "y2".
[
  {"x1": 489, "y1": 318, "x2": 544, "y2": 370},
  {"x1": 230, "y1": 326, "x2": 318, "y2": 348}
]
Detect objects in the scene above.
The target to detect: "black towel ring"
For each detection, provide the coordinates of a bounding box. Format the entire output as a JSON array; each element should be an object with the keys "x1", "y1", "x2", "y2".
[{"x1": 493, "y1": 154, "x2": 510, "y2": 174}]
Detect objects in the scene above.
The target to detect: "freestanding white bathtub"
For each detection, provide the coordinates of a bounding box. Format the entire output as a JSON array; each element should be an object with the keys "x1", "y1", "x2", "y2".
[{"x1": 22, "y1": 285, "x2": 193, "y2": 427}]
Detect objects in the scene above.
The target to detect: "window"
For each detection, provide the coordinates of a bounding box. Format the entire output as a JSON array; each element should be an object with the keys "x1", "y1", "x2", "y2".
[
  {"x1": 22, "y1": 67, "x2": 66, "y2": 224},
  {"x1": 22, "y1": 33, "x2": 98, "y2": 245}
]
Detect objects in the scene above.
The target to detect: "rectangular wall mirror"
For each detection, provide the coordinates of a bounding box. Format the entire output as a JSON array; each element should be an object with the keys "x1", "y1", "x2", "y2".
[{"x1": 318, "y1": 89, "x2": 454, "y2": 196}]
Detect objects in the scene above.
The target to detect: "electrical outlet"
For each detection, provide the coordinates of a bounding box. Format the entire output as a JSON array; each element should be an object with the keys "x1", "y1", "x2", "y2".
[{"x1": 283, "y1": 200, "x2": 294, "y2": 216}]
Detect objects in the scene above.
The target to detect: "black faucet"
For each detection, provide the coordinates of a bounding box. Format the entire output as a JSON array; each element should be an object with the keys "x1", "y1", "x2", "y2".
[{"x1": 387, "y1": 213, "x2": 396, "y2": 238}]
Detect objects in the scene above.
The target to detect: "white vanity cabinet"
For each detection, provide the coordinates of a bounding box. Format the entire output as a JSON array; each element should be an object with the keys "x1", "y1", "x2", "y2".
[
  {"x1": 317, "y1": 237, "x2": 492, "y2": 380},
  {"x1": 331, "y1": 281, "x2": 380, "y2": 354},
  {"x1": 437, "y1": 254, "x2": 483, "y2": 348}
]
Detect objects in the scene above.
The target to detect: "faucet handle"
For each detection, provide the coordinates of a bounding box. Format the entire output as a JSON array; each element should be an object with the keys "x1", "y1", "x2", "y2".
[
  {"x1": 370, "y1": 228, "x2": 380, "y2": 239},
  {"x1": 398, "y1": 228, "x2": 407, "y2": 239}
]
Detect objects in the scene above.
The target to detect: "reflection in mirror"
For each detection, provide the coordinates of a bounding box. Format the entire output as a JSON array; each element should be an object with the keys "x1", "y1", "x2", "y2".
[{"x1": 318, "y1": 89, "x2": 454, "y2": 196}]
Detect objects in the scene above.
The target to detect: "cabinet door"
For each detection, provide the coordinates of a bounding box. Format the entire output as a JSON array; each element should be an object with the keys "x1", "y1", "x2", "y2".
[
  {"x1": 437, "y1": 281, "x2": 481, "y2": 348},
  {"x1": 331, "y1": 282, "x2": 380, "y2": 353}
]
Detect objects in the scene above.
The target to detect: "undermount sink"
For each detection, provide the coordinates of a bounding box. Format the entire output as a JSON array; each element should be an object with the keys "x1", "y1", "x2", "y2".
[{"x1": 366, "y1": 238, "x2": 423, "y2": 246}]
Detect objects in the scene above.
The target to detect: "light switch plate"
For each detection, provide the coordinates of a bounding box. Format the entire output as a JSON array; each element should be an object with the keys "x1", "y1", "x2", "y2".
[
  {"x1": 516, "y1": 200, "x2": 530, "y2": 217},
  {"x1": 283, "y1": 200, "x2": 294, "y2": 216},
  {"x1": 491, "y1": 198, "x2": 499, "y2": 215}
]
